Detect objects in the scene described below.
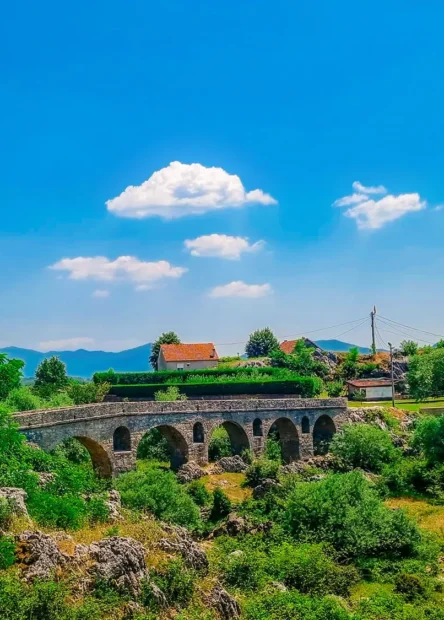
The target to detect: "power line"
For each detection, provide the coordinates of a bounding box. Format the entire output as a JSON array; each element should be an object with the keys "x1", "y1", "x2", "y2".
[
  {"x1": 374, "y1": 322, "x2": 389, "y2": 349},
  {"x1": 379, "y1": 315, "x2": 444, "y2": 340},
  {"x1": 333, "y1": 317, "x2": 370, "y2": 340},
  {"x1": 377, "y1": 317, "x2": 436, "y2": 345}
]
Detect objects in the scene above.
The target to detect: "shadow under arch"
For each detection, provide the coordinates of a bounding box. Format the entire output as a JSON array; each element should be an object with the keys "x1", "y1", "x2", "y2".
[
  {"x1": 138, "y1": 424, "x2": 189, "y2": 471},
  {"x1": 208, "y1": 421, "x2": 251, "y2": 461},
  {"x1": 313, "y1": 415, "x2": 336, "y2": 456},
  {"x1": 268, "y1": 417, "x2": 300, "y2": 463},
  {"x1": 74, "y1": 436, "x2": 113, "y2": 478},
  {"x1": 113, "y1": 426, "x2": 131, "y2": 452}
]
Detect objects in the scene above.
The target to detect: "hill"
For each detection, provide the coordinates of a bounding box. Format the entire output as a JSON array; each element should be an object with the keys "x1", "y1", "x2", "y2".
[{"x1": 314, "y1": 339, "x2": 374, "y2": 353}]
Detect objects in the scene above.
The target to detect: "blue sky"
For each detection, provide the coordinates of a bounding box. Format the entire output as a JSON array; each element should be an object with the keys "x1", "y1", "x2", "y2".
[{"x1": 1, "y1": 0, "x2": 444, "y2": 354}]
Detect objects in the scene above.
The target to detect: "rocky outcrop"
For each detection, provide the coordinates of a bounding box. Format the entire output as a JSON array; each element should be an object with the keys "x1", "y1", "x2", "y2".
[
  {"x1": 208, "y1": 585, "x2": 241, "y2": 619},
  {"x1": 177, "y1": 461, "x2": 205, "y2": 484},
  {"x1": 252, "y1": 478, "x2": 281, "y2": 500},
  {"x1": 36, "y1": 472, "x2": 55, "y2": 487},
  {"x1": 212, "y1": 513, "x2": 272, "y2": 538},
  {"x1": 16, "y1": 530, "x2": 66, "y2": 581},
  {"x1": 216, "y1": 455, "x2": 248, "y2": 473},
  {"x1": 88, "y1": 536, "x2": 148, "y2": 596},
  {"x1": 0, "y1": 488, "x2": 29, "y2": 517},
  {"x1": 104, "y1": 490, "x2": 122, "y2": 522},
  {"x1": 158, "y1": 525, "x2": 209, "y2": 573}
]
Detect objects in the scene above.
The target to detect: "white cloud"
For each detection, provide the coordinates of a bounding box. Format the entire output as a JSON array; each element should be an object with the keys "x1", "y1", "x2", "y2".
[
  {"x1": 184, "y1": 234, "x2": 265, "y2": 260},
  {"x1": 209, "y1": 281, "x2": 272, "y2": 298},
  {"x1": 352, "y1": 181, "x2": 388, "y2": 195},
  {"x1": 106, "y1": 161, "x2": 277, "y2": 219},
  {"x1": 92, "y1": 289, "x2": 110, "y2": 298},
  {"x1": 134, "y1": 284, "x2": 152, "y2": 292},
  {"x1": 39, "y1": 337, "x2": 95, "y2": 351},
  {"x1": 333, "y1": 182, "x2": 427, "y2": 229},
  {"x1": 50, "y1": 256, "x2": 187, "y2": 289}
]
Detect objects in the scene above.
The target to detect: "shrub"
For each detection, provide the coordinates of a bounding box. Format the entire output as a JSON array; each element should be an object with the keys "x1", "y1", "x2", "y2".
[
  {"x1": 265, "y1": 434, "x2": 283, "y2": 463},
  {"x1": 67, "y1": 381, "x2": 110, "y2": 405},
  {"x1": 394, "y1": 572, "x2": 427, "y2": 601},
  {"x1": 245, "y1": 458, "x2": 280, "y2": 487},
  {"x1": 210, "y1": 488, "x2": 232, "y2": 521},
  {"x1": 147, "y1": 558, "x2": 196, "y2": 609},
  {"x1": 43, "y1": 391, "x2": 74, "y2": 408},
  {"x1": 243, "y1": 590, "x2": 350, "y2": 620},
  {"x1": 51, "y1": 438, "x2": 91, "y2": 464},
  {"x1": 330, "y1": 423, "x2": 399, "y2": 472},
  {"x1": 0, "y1": 353, "x2": 24, "y2": 400},
  {"x1": 0, "y1": 536, "x2": 15, "y2": 569},
  {"x1": 400, "y1": 340, "x2": 419, "y2": 357},
  {"x1": 326, "y1": 381, "x2": 344, "y2": 397},
  {"x1": 26, "y1": 491, "x2": 88, "y2": 529},
  {"x1": 115, "y1": 467, "x2": 201, "y2": 529},
  {"x1": 286, "y1": 471, "x2": 422, "y2": 560},
  {"x1": 412, "y1": 416, "x2": 444, "y2": 464},
  {"x1": 34, "y1": 356, "x2": 68, "y2": 396},
  {"x1": 137, "y1": 428, "x2": 170, "y2": 461},
  {"x1": 154, "y1": 385, "x2": 187, "y2": 401},
  {"x1": 221, "y1": 547, "x2": 268, "y2": 590},
  {"x1": 5, "y1": 387, "x2": 42, "y2": 412},
  {"x1": 208, "y1": 426, "x2": 232, "y2": 461},
  {"x1": 186, "y1": 480, "x2": 211, "y2": 506}
]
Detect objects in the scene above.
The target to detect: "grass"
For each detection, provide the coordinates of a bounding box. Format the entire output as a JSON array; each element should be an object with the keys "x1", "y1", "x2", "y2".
[
  {"x1": 386, "y1": 497, "x2": 444, "y2": 538},
  {"x1": 201, "y1": 472, "x2": 252, "y2": 503},
  {"x1": 348, "y1": 398, "x2": 444, "y2": 412}
]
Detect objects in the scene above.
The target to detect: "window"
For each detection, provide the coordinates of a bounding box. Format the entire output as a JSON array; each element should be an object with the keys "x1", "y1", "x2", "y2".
[{"x1": 176, "y1": 363, "x2": 184, "y2": 370}]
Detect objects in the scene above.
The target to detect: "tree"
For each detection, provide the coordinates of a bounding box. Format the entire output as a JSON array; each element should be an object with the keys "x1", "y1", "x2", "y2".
[
  {"x1": 408, "y1": 348, "x2": 444, "y2": 400},
  {"x1": 340, "y1": 347, "x2": 360, "y2": 380},
  {"x1": 400, "y1": 340, "x2": 418, "y2": 356},
  {"x1": 0, "y1": 354, "x2": 24, "y2": 400},
  {"x1": 330, "y1": 423, "x2": 399, "y2": 472},
  {"x1": 245, "y1": 327, "x2": 279, "y2": 358},
  {"x1": 34, "y1": 356, "x2": 68, "y2": 395},
  {"x1": 412, "y1": 415, "x2": 444, "y2": 464},
  {"x1": 435, "y1": 340, "x2": 444, "y2": 349},
  {"x1": 150, "y1": 331, "x2": 181, "y2": 371}
]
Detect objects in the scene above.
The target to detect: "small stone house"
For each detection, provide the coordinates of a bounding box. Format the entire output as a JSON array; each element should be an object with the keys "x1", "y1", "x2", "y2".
[
  {"x1": 347, "y1": 379, "x2": 394, "y2": 402},
  {"x1": 158, "y1": 343, "x2": 219, "y2": 371}
]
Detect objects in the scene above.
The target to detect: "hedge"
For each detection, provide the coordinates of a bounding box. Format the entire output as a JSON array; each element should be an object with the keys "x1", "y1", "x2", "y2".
[
  {"x1": 109, "y1": 377, "x2": 322, "y2": 399},
  {"x1": 94, "y1": 367, "x2": 281, "y2": 386}
]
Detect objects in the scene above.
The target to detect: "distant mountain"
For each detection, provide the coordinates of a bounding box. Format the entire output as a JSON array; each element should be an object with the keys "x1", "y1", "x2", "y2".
[
  {"x1": 1, "y1": 338, "x2": 373, "y2": 378},
  {"x1": 314, "y1": 339, "x2": 373, "y2": 354},
  {"x1": 0, "y1": 344, "x2": 152, "y2": 378}
]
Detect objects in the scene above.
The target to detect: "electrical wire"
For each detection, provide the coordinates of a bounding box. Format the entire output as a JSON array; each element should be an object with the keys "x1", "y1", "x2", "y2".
[
  {"x1": 332, "y1": 317, "x2": 370, "y2": 340},
  {"x1": 374, "y1": 321, "x2": 389, "y2": 349},
  {"x1": 379, "y1": 315, "x2": 444, "y2": 340},
  {"x1": 377, "y1": 317, "x2": 436, "y2": 345}
]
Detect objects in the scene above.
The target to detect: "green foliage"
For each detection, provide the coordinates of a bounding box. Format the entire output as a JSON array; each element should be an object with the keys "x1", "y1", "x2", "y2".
[
  {"x1": 220, "y1": 547, "x2": 268, "y2": 590},
  {"x1": 154, "y1": 385, "x2": 187, "y2": 401},
  {"x1": 208, "y1": 426, "x2": 232, "y2": 461},
  {"x1": 270, "y1": 341, "x2": 329, "y2": 379},
  {"x1": 26, "y1": 491, "x2": 93, "y2": 529},
  {"x1": 330, "y1": 423, "x2": 399, "y2": 472},
  {"x1": 0, "y1": 536, "x2": 15, "y2": 569},
  {"x1": 210, "y1": 488, "x2": 232, "y2": 521},
  {"x1": 412, "y1": 415, "x2": 444, "y2": 464},
  {"x1": 245, "y1": 327, "x2": 280, "y2": 358},
  {"x1": 145, "y1": 558, "x2": 196, "y2": 609},
  {"x1": 137, "y1": 428, "x2": 170, "y2": 461},
  {"x1": 408, "y1": 348, "x2": 444, "y2": 400},
  {"x1": 326, "y1": 381, "x2": 344, "y2": 397},
  {"x1": 245, "y1": 458, "x2": 280, "y2": 487},
  {"x1": 265, "y1": 434, "x2": 283, "y2": 462},
  {"x1": 0, "y1": 496, "x2": 13, "y2": 530},
  {"x1": 243, "y1": 590, "x2": 350, "y2": 620},
  {"x1": 383, "y1": 457, "x2": 444, "y2": 499},
  {"x1": 400, "y1": 340, "x2": 419, "y2": 356},
  {"x1": 150, "y1": 331, "x2": 181, "y2": 371},
  {"x1": 5, "y1": 386, "x2": 42, "y2": 411},
  {"x1": 0, "y1": 353, "x2": 24, "y2": 400},
  {"x1": 34, "y1": 356, "x2": 68, "y2": 395},
  {"x1": 186, "y1": 479, "x2": 211, "y2": 506},
  {"x1": 115, "y1": 466, "x2": 201, "y2": 528},
  {"x1": 52, "y1": 438, "x2": 91, "y2": 464},
  {"x1": 341, "y1": 346, "x2": 360, "y2": 379},
  {"x1": 394, "y1": 572, "x2": 427, "y2": 601},
  {"x1": 286, "y1": 471, "x2": 422, "y2": 560},
  {"x1": 67, "y1": 380, "x2": 110, "y2": 404}
]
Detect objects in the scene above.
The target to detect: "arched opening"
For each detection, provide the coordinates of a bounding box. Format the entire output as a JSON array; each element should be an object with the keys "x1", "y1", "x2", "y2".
[
  {"x1": 75, "y1": 436, "x2": 113, "y2": 478},
  {"x1": 208, "y1": 421, "x2": 250, "y2": 462},
  {"x1": 268, "y1": 418, "x2": 300, "y2": 463},
  {"x1": 193, "y1": 422, "x2": 204, "y2": 444},
  {"x1": 253, "y1": 418, "x2": 263, "y2": 437},
  {"x1": 113, "y1": 426, "x2": 131, "y2": 452},
  {"x1": 137, "y1": 425, "x2": 189, "y2": 471},
  {"x1": 301, "y1": 416, "x2": 310, "y2": 434},
  {"x1": 313, "y1": 415, "x2": 336, "y2": 456}
]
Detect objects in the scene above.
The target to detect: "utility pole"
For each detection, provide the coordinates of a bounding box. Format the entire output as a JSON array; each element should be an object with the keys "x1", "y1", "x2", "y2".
[
  {"x1": 370, "y1": 306, "x2": 377, "y2": 356},
  {"x1": 388, "y1": 342, "x2": 395, "y2": 408}
]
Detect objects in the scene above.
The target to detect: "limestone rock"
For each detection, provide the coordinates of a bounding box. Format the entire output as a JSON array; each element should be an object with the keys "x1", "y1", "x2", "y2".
[
  {"x1": 88, "y1": 536, "x2": 148, "y2": 596},
  {"x1": 224, "y1": 513, "x2": 246, "y2": 536},
  {"x1": 177, "y1": 461, "x2": 205, "y2": 484},
  {"x1": 104, "y1": 490, "x2": 122, "y2": 522},
  {"x1": 0, "y1": 488, "x2": 29, "y2": 517},
  {"x1": 208, "y1": 584, "x2": 241, "y2": 619},
  {"x1": 37, "y1": 472, "x2": 55, "y2": 487},
  {"x1": 158, "y1": 525, "x2": 208, "y2": 573},
  {"x1": 216, "y1": 455, "x2": 247, "y2": 473},
  {"x1": 252, "y1": 478, "x2": 281, "y2": 500},
  {"x1": 16, "y1": 530, "x2": 66, "y2": 581}
]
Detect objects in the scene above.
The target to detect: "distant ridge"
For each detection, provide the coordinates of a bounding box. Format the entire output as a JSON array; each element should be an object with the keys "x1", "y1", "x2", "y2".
[{"x1": 1, "y1": 338, "x2": 373, "y2": 378}]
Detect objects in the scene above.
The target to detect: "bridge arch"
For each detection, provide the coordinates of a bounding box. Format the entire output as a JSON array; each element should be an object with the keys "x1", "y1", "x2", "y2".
[
  {"x1": 313, "y1": 414, "x2": 336, "y2": 455},
  {"x1": 193, "y1": 421, "x2": 204, "y2": 444},
  {"x1": 253, "y1": 418, "x2": 263, "y2": 437},
  {"x1": 301, "y1": 416, "x2": 310, "y2": 434},
  {"x1": 113, "y1": 426, "x2": 131, "y2": 452},
  {"x1": 268, "y1": 417, "x2": 300, "y2": 463},
  {"x1": 73, "y1": 436, "x2": 113, "y2": 478},
  {"x1": 208, "y1": 420, "x2": 250, "y2": 461},
  {"x1": 137, "y1": 424, "x2": 189, "y2": 471}
]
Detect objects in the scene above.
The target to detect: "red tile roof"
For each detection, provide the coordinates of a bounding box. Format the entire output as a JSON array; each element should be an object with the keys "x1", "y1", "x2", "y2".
[
  {"x1": 347, "y1": 379, "x2": 394, "y2": 388},
  {"x1": 160, "y1": 343, "x2": 219, "y2": 362},
  {"x1": 280, "y1": 340, "x2": 299, "y2": 354}
]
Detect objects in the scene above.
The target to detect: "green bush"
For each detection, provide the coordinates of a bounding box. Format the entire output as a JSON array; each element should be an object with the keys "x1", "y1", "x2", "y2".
[
  {"x1": 137, "y1": 428, "x2": 170, "y2": 461},
  {"x1": 5, "y1": 387, "x2": 42, "y2": 412},
  {"x1": 286, "y1": 471, "x2": 422, "y2": 560},
  {"x1": 221, "y1": 547, "x2": 268, "y2": 590},
  {"x1": 412, "y1": 416, "x2": 444, "y2": 465},
  {"x1": 326, "y1": 381, "x2": 344, "y2": 397},
  {"x1": 154, "y1": 385, "x2": 187, "y2": 401},
  {"x1": 330, "y1": 423, "x2": 399, "y2": 472},
  {"x1": 26, "y1": 491, "x2": 88, "y2": 529},
  {"x1": 147, "y1": 558, "x2": 196, "y2": 609},
  {"x1": 381, "y1": 457, "x2": 444, "y2": 498},
  {"x1": 67, "y1": 381, "x2": 110, "y2": 405},
  {"x1": 245, "y1": 458, "x2": 280, "y2": 487},
  {"x1": 115, "y1": 467, "x2": 201, "y2": 529},
  {"x1": 210, "y1": 488, "x2": 232, "y2": 521},
  {"x1": 186, "y1": 480, "x2": 211, "y2": 506},
  {"x1": 0, "y1": 536, "x2": 15, "y2": 569},
  {"x1": 394, "y1": 572, "x2": 427, "y2": 601},
  {"x1": 0, "y1": 353, "x2": 24, "y2": 400},
  {"x1": 208, "y1": 426, "x2": 232, "y2": 461},
  {"x1": 243, "y1": 591, "x2": 350, "y2": 620}
]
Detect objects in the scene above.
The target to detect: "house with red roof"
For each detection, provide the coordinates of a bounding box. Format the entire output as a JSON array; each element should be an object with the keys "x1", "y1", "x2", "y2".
[
  {"x1": 347, "y1": 378, "x2": 395, "y2": 401},
  {"x1": 158, "y1": 343, "x2": 219, "y2": 371}
]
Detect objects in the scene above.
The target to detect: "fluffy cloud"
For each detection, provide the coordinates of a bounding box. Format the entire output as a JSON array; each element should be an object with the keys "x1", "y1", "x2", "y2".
[
  {"x1": 184, "y1": 234, "x2": 265, "y2": 260},
  {"x1": 39, "y1": 337, "x2": 95, "y2": 351},
  {"x1": 209, "y1": 281, "x2": 272, "y2": 298},
  {"x1": 333, "y1": 182, "x2": 426, "y2": 229},
  {"x1": 106, "y1": 161, "x2": 277, "y2": 219},
  {"x1": 92, "y1": 289, "x2": 110, "y2": 298},
  {"x1": 50, "y1": 256, "x2": 187, "y2": 288}
]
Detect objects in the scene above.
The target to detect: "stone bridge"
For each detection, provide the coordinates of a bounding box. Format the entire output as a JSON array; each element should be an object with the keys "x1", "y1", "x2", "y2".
[{"x1": 15, "y1": 398, "x2": 348, "y2": 477}]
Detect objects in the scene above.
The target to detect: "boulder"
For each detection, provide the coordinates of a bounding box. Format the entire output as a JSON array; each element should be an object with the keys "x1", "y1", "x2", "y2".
[
  {"x1": 88, "y1": 536, "x2": 148, "y2": 596},
  {"x1": 36, "y1": 472, "x2": 55, "y2": 487},
  {"x1": 16, "y1": 530, "x2": 66, "y2": 581},
  {"x1": 208, "y1": 585, "x2": 241, "y2": 619},
  {"x1": 0, "y1": 488, "x2": 29, "y2": 517},
  {"x1": 158, "y1": 525, "x2": 208, "y2": 573},
  {"x1": 216, "y1": 455, "x2": 248, "y2": 473},
  {"x1": 225, "y1": 513, "x2": 247, "y2": 536},
  {"x1": 104, "y1": 490, "x2": 122, "y2": 523},
  {"x1": 177, "y1": 461, "x2": 205, "y2": 484},
  {"x1": 252, "y1": 478, "x2": 281, "y2": 500}
]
